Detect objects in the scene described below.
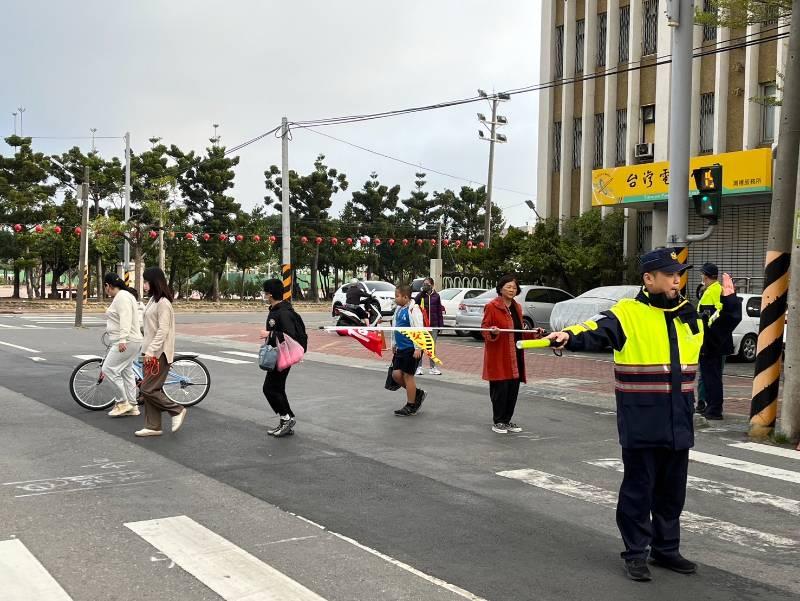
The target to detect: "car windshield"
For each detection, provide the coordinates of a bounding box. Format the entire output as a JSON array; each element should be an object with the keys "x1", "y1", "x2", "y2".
[
  {"x1": 438, "y1": 288, "x2": 461, "y2": 300},
  {"x1": 366, "y1": 282, "x2": 395, "y2": 292},
  {"x1": 577, "y1": 286, "x2": 639, "y2": 301},
  {"x1": 467, "y1": 289, "x2": 497, "y2": 302}
]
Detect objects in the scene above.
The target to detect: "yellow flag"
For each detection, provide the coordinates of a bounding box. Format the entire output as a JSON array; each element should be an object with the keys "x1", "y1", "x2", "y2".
[{"x1": 397, "y1": 329, "x2": 443, "y2": 365}]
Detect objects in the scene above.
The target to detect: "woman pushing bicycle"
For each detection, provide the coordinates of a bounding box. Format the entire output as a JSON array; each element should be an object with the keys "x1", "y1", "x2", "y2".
[{"x1": 103, "y1": 273, "x2": 143, "y2": 418}]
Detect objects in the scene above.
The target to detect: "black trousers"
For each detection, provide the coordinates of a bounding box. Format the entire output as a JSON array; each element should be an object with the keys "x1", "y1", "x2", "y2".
[
  {"x1": 617, "y1": 448, "x2": 689, "y2": 560},
  {"x1": 489, "y1": 379, "x2": 521, "y2": 424},
  {"x1": 263, "y1": 367, "x2": 294, "y2": 417},
  {"x1": 699, "y1": 354, "x2": 725, "y2": 417}
]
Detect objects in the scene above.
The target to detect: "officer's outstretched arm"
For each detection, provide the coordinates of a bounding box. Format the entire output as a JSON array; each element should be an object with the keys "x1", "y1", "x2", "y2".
[{"x1": 548, "y1": 311, "x2": 626, "y2": 353}]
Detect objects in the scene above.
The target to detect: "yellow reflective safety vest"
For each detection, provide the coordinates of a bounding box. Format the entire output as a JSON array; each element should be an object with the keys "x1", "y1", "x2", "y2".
[
  {"x1": 565, "y1": 293, "x2": 704, "y2": 449},
  {"x1": 698, "y1": 280, "x2": 723, "y2": 321}
]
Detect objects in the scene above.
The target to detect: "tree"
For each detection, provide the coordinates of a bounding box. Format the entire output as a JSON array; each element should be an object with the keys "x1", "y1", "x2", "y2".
[
  {"x1": 442, "y1": 185, "x2": 504, "y2": 243},
  {"x1": 265, "y1": 154, "x2": 348, "y2": 300},
  {"x1": 229, "y1": 206, "x2": 277, "y2": 298},
  {"x1": 401, "y1": 172, "x2": 437, "y2": 233},
  {"x1": 172, "y1": 143, "x2": 240, "y2": 301},
  {"x1": 694, "y1": 0, "x2": 790, "y2": 29}
]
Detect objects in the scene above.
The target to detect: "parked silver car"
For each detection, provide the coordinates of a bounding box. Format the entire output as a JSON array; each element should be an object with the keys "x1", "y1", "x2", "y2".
[
  {"x1": 455, "y1": 285, "x2": 573, "y2": 339},
  {"x1": 549, "y1": 285, "x2": 641, "y2": 333}
]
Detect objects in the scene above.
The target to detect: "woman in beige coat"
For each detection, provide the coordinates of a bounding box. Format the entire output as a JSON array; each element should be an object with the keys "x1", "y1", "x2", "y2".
[{"x1": 135, "y1": 267, "x2": 187, "y2": 437}]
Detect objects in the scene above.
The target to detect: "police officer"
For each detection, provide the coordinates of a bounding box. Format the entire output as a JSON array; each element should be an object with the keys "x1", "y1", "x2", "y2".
[
  {"x1": 696, "y1": 263, "x2": 732, "y2": 419},
  {"x1": 547, "y1": 249, "x2": 741, "y2": 582}
]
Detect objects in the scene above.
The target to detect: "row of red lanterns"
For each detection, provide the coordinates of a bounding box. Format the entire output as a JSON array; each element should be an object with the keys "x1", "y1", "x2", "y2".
[{"x1": 9, "y1": 224, "x2": 487, "y2": 249}]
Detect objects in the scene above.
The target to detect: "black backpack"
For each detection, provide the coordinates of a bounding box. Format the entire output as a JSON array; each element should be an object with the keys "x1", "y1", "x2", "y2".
[{"x1": 289, "y1": 309, "x2": 308, "y2": 352}]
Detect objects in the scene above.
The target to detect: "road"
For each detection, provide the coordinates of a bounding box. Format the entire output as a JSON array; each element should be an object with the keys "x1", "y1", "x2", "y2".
[{"x1": 0, "y1": 311, "x2": 798, "y2": 601}]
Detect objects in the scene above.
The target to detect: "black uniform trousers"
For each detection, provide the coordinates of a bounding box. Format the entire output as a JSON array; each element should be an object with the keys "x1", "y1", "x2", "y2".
[
  {"x1": 489, "y1": 379, "x2": 521, "y2": 424},
  {"x1": 699, "y1": 354, "x2": 725, "y2": 418},
  {"x1": 263, "y1": 367, "x2": 294, "y2": 417},
  {"x1": 617, "y1": 447, "x2": 689, "y2": 560}
]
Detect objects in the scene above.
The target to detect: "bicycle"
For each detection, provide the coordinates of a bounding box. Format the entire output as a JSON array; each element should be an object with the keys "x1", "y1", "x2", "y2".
[{"x1": 69, "y1": 334, "x2": 211, "y2": 411}]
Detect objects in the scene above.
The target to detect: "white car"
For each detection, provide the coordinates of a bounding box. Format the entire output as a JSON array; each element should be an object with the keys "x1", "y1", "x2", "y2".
[
  {"x1": 732, "y1": 293, "x2": 762, "y2": 362},
  {"x1": 438, "y1": 287, "x2": 487, "y2": 331},
  {"x1": 332, "y1": 281, "x2": 396, "y2": 317}
]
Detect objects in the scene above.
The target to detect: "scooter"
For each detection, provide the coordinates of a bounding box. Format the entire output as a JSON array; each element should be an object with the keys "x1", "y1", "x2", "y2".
[{"x1": 335, "y1": 294, "x2": 383, "y2": 334}]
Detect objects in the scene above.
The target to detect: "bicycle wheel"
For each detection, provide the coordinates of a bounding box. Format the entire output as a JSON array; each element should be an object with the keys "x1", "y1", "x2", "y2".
[
  {"x1": 69, "y1": 358, "x2": 117, "y2": 411},
  {"x1": 163, "y1": 357, "x2": 211, "y2": 407}
]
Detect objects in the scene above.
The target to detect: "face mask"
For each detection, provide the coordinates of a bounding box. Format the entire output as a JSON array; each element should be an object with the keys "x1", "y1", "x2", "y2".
[{"x1": 422, "y1": 284, "x2": 432, "y2": 292}]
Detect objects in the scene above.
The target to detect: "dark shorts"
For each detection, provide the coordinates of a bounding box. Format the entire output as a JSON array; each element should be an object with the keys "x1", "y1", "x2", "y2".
[{"x1": 392, "y1": 348, "x2": 420, "y2": 376}]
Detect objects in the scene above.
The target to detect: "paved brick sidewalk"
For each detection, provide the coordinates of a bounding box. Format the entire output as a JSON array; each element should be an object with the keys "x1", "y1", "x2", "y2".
[{"x1": 177, "y1": 322, "x2": 772, "y2": 418}]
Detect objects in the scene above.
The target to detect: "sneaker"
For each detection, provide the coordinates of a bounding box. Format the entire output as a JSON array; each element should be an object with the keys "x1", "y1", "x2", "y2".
[
  {"x1": 414, "y1": 389, "x2": 427, "y2": 413},
  {"x1": 171, "y1": 409, "x2": 187, "y2": 433},
  {"x1": 695, "y1": 402, "x2": 707, "y2": 414},
  {"x1": 108, "y1": 401, "x2": 134, "y2": 417},
  {"x1": 492, "y1": 423, "x2": 508, "y2": 434},
  {"x1": 394, "y1": 404, "x2": 415, "y2": 417},
  {"x1": 506, "y1": 422, "x2": 523, "y2": 433},
  {"x1": 273, "y1": 417, "x2": 296, "y2": 437},
  {"x1": 429, "y1": 368, "x2": 442, "y2": 375},
  {"x1": 415, "y1": 367, "x2": 424, "y2": 376},
  {"x1": 134, "y1": 428, "x2": 162, "y2": 437},
  {"x1": 128, "y1": 405, "x2": 141, "y2": 417},
  {"x1": 267, "y1": 421, "x2": 283, "y2": 436},
  {"x1": 649, "y1": 553, "x2": 697, "y2": 574},
  {"x1": 704, "y1": 413, "x2": 723, "y2": 421},
  {"x1": 625, "y1": 559, "x2": 652, "y2": 581}
]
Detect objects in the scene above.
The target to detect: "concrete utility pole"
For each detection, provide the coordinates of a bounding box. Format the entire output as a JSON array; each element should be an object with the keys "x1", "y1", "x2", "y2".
[
  {"x1": 75, "y1": 167, "x2": 90, "y2": 327},
  {"x1": 17, "y1": 106, "x2": 25, "y2": 137},
  {"x1": 764, "y1": 0, "x2": 800, "y2": 440},
  {"x1": 123, "y1": 132, "x2": 131, "y2": 287},
  {"x1": 477, "y1": 90, "x2": 509, "y2": 248},
  {"x1": 280, "y1": 117, "x2": 292, "y2": 301}
]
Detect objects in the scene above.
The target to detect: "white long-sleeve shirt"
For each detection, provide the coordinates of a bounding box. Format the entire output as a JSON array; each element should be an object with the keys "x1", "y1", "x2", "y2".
[{"x1": 105, "y1": 290, "x2": 144, "y2": 344}]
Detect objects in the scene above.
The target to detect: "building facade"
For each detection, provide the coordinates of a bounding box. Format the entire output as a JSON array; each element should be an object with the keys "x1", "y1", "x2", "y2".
[{"x1": 535, "y1": 0, "x2": 789, "y2": 293}]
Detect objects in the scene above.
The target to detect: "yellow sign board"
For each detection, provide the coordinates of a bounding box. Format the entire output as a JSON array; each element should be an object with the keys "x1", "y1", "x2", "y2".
[{"x1": 591, "y1": 148, "x2": 772, "y2": 207}]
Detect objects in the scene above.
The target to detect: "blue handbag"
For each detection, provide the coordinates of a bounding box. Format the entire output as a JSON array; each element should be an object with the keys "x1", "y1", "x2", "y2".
[{"x1": 258, "y1": 343, "x2": 278, "y2": 371}]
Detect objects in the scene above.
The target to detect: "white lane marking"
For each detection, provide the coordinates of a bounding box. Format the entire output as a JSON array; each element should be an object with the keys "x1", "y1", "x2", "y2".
[
  {"x1": 498, "y1": 468, "x2": 797, "y2": 552},
  {"x1": 0, "y1": 340, "x2": 41, "y2": 353},
  {"x1": 29, "y1": 357, "x2": 46, "y2": 362},
  {"x1": 0, "y1": 323, "x2": 17, "y2": 328},
  {"x1": 587, "y1": 459, "x2": 800, "y2": 517},
  {"x1": 22, "y1": 325, "x2": 41, "y2": 328},
  {"x1": 690, "y1": 450, "x2": 800, "y2": 485},
  {"x1": 730, "y1": 442, "x2": 800, "y2": 461},
  {"x1": 0, "y1": 539, "x2": 74, "y2": 601},
  {"x1": 222, "y1": 351, "x2": 260, "y2": 359},
  {"x1": 126, "y1": 515, "x2": 328, "y2": 601},
  {"x1": 194, "y1": 353, "x2": 250, "y2": 365},
  {"x1": 72, "y1": 355, "x2": 103, "y2": 360}
]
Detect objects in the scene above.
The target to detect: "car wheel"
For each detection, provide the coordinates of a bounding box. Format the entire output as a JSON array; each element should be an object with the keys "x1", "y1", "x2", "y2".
[
  {"x1": 523, "y1": 317, "x2": 534, "y2": 330},
  {"x1": 739, "y1": 333, "x2": 758, "y2": 363},
  {"x1": 470, "y1": 332, "x2": 483, "y2": 341},
  {"x1": 456, "y1": 330, "x2": 468, "y2": 337}
]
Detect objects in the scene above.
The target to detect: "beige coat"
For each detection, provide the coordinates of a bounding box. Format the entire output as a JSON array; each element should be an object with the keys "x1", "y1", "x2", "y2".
[{"x1": 142, "y1": 297, "x2": 175, "y2": 363}]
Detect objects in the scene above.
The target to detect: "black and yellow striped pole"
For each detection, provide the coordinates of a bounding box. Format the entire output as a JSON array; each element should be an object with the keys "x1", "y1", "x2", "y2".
[
  {"x1": 677, "y1": 247, "x2": 689, "y2": 296},
  {"x1": 282, "y1": 263, "x2": 292, "y2": 302},
  {"x1": 124, "y1": 270, "x2": 131, "y2": 287},
  {"x1": 82, "y1": 267, "x2": 89, "y2": 302}
]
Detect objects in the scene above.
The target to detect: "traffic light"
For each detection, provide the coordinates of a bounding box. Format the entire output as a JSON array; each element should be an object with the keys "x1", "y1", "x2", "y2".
[{"x1": 692, "y1": 164, "x2": 722, "y2": 222}]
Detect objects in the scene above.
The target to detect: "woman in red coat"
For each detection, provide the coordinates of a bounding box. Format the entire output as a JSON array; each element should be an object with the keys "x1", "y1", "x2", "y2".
[{"x1": 482, "y1": 274, "x2": 541, "y2": 434}]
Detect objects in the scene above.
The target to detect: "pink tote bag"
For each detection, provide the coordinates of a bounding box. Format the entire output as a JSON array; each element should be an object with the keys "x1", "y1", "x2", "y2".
[{"x1": 276, "y1": 333, "x2": 305, "y2": 371}]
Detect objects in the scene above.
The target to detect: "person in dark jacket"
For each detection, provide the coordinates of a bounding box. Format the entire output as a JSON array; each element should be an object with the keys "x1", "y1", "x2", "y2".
[
  {"x1": 260, "y1": 278, "x2": 308, "y2": 438},
  {"x1": 414, "y1": 277, "x2": 445, "y2": 375},
  {"x1": 345, "y1": 279, "x2": 372, "y2": 324},
  {"x1": 547, "y1": 249, "x2": 741, "y2": 582}
]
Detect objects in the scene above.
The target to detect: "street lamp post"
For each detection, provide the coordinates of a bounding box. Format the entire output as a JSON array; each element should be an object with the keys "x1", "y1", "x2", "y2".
[
  {"x1": 477, "y1": 90, "x2": 510, "y2": 248},
  {"x1": 17, "y1": 106, "x2": 25, "y2": 137}
]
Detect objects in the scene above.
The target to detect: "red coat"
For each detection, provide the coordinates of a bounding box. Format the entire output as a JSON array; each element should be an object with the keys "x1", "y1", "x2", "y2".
[{"x1": 481, "y1": 296, "x2": 539, "y2": 382}]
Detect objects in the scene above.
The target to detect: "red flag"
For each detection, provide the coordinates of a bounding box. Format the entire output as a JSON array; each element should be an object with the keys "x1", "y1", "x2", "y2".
[{"x1": 337, "y1": 328, "x2": 383, "y2": 356}]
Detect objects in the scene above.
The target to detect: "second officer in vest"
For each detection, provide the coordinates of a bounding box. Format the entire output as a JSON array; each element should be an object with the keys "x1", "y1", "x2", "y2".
[{"x1": 547, "y1": 249, "x2": 741, "y2": 582}]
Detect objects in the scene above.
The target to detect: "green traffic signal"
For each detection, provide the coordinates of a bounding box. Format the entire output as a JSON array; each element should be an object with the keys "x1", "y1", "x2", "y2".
[{"x1": 692, "y1": 165, "x2": 722, "y2": 222}]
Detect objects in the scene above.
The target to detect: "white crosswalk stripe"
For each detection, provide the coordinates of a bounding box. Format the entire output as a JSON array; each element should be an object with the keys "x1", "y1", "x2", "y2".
[
  {"x1": 222, "y1": 351, "x2": 260, "y2": 359},
  {"x1": 194, "y1": 353, "x2": 250, "y2": 365},
  {"x1": 0, "y1": 539, "x2": 74, "y2": 601},
  {"x1": 497, "y1": 468, "x2": 798, "y2": 552},
  {"x1": 587, "y1": 458, "x2": 800, "y2": 517},
  {"x1": 729, "y1": 442, "x2": 800, "y2": 462},
  {"x1": 690, "y1": 450, "x2": 800, "y2": 484},
  {"x1": 72, "y1": 355, "x2": 103, "y2": 361}
]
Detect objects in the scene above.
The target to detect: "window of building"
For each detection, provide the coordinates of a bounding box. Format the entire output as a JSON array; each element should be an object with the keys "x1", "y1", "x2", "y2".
[
  {"x1": 642, "y1": 0, "x2": 659, "y2": 56},
  {"x1": 700, "y1": 92, "x2": 715, "y2": 153},
  {"x1": 553, "y1": 121, "x2": 562, "y2": 172},
  {"x1": 554, "y1": 26, "x2": 564, "y2": 79},
  {"x1": 640, "y1": 104, "x2": 656, "y2": 144},
  {"x1": 619, "y1": 5, "x2": 630, "y2": 63},
  {"x1": 763, "y1": 4, "x2": 779, "y2": 26},
  {"x1": 616, "y1": 109, "x2": 627, "y2": 166},
  {"x1": 597, "y1": 12, "x2": 607, "y2": 67},
  {"x1": 594, "y1": 113, "x2": 604, "y2": 168},
  {"x1": 575, "y1": 19, "x2": 585, "y2": 74},
  {"x1": 573, "y1": 118, "x2": 583, "y2": 169},
  {"x1": 761, "y1": 82, "x2": 777, "y2": 143},
  {"x1": 702, "y1": 0, "x2": 717, "y2": 42}
]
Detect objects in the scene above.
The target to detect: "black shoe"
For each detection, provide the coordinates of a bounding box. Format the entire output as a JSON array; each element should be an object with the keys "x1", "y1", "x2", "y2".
[
  {"x1": 625, "y1": 559, "x2": 652, "y2": 582},
  {"x1": 414, "y1": 389, "x2": 426, "y2": 413},
  {"x1": 273, "y1": 418, "x2": 296, "y2": 437},
  {"x1": 695, "y1": 403, "x2": 706, "y2": 414},
  {"x1": 704, "y1": 413, "x2": 723, "y2": 421},
  {"x1": 394, "y1": 404, "x2": 415, "y2": 417},
  {"x1": 649, "y1": 553, "x2": 697, "y2": 574}
]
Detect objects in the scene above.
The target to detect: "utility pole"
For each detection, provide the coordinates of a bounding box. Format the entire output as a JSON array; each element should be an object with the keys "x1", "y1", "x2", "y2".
[
  {"x1": 11, "y1": 112, "x2": 17, "y2": 135},
  {"x1": 280, "y1": 117, "x2": 292, "y2": 301},
  {"x1": 75, "y1": 167, "x2": 90, "y2": 327},
  {"x1": 477, "y1": 90, "x2": 509, "y2": 248},
  {"x1": 760, "y1": 0, "x2": 800, "y2": 441},
  {"x1": 158, "y1": 197, "x2": 165, "y2": 271},
  {"x1": 17, "y1": 106, "x2": 25, "y2": 137},
  {"x1": 123, "y1": 132, "x2": 131, "y2": 288}
]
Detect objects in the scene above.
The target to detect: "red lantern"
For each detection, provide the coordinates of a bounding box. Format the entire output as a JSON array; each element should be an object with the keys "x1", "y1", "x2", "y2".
[
  {"x1": 300, "y1": 236, "x2": 308, "y2": 244},
  {"x1": 330, "y1": 237, "x2": 338, "y2": 245},
  {"x1": 360, "y1": 237, "x2": 369, "y2": 246},
  {"x1": 315, "y1": 236, "x2": 323, "y2": 245},
  {"x1": 388, "y1": 238, "x2": 395, "y2": 246},
  {"x1": 33, "y1": 224, "x2": 43, "y2": 233},
  {"x1": 53, "y1": 225, "x2": 62, "y2": 235},
  {"x1": 269, "y1": 235, "x2": 277, "y2": 244},
  {"x1": 236, "y1": 234, "x2": 244, "y2": 242},
  {"x1": 467, "y1": 240, "x2": 474, "y2": 249},
  {"x1": 455, "y1": 239, "x2": 462, "y2": 248},
  {"x1": 218, "y1": 233, "x2": 228, "y2": 241},
  {"x1": 202, "y1": 233, "x2": 211, "y2": 241},
  {"x1": 478, "y1": 241, "x2": 485, "y2": 249},
  {"x1": 149, "y1": 230, "x2": 158, "y2": 239},
  {"x1": 402, "y1": 238, "x2": 409, "y2": 246},
  {"x1": 74, "y1": 226, "x2": 82, "y2": 236},
  {"x1": 374, "y1": 238, "x2": 381, "y2": 246},
  {"x1": 443, "y1": 239, "x2": 450, "y2": 247},
  {"x1": 185, "y1": 232, "x2": 194, "y2": 240},
  {"x1": 13, "y1": 224, "x2": 22, "y2": 233},
  {"x1": 416, "y1": 238, "x2": 423, "y2": 246},
  {"x1": 346, "y1": 237, "x2": 353, "y2": 246},
  {"x1": 253, "y1": 234, "x2": 261, "y2": 242},
  {"x1": 430, "y1": 238, "x2": 437, "y2": 246}
]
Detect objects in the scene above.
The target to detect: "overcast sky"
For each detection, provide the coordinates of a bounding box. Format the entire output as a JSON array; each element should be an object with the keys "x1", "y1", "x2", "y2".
[{"x1": 1, "y1": 0, "x2": 542, "y2": 227}]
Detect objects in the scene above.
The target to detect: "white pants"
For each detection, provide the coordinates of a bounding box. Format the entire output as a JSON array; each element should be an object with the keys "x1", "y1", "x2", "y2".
[{"x1": 102, "y1": 342, "x2": 142, "y2": 403}]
